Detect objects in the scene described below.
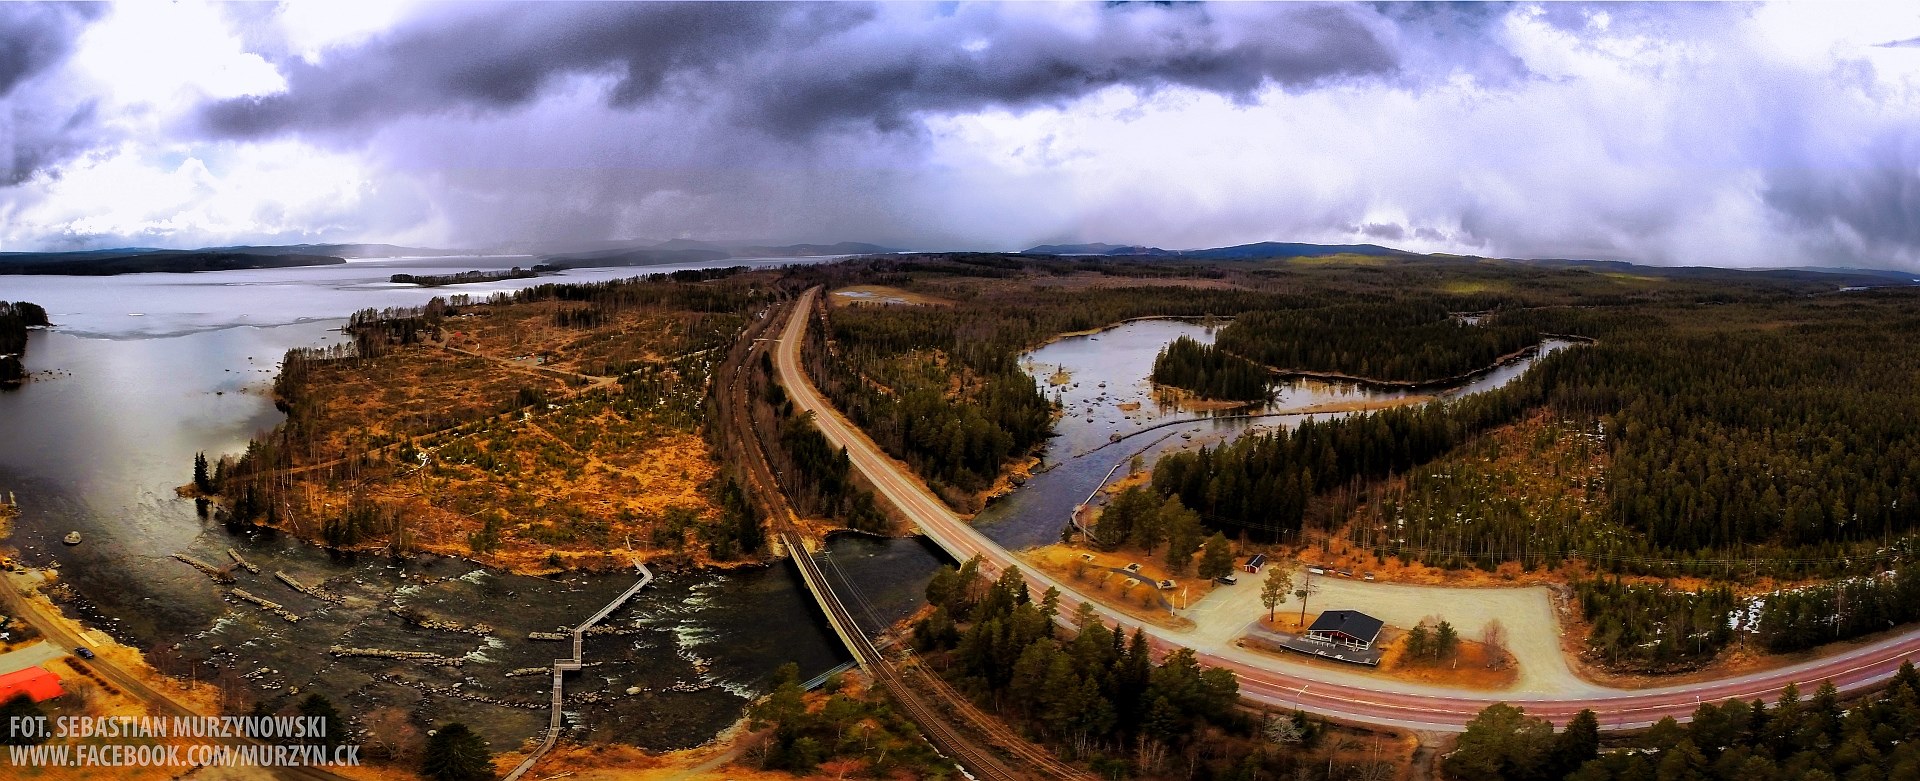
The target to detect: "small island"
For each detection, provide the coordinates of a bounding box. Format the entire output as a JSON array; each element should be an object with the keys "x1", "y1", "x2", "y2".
[
  {"x1": 389, "y1": 265, "x2": 554, "y2": 287},
  {"x1": 1149, "y1": 335, "x2": 1272, "y2": 403}
]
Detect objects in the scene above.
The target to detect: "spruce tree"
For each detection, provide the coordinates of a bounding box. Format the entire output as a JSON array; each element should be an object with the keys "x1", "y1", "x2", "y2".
[{"x1": 421, "y1": 722, "x2": 493, "y2": 781}]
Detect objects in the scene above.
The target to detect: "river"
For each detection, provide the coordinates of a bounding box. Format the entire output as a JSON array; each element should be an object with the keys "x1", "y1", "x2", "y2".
[
  {"x1": 0, "y1": 257, "x2": 942, "y2": 751},
  {"x1": 975, "y1": 319, "x2": 1573, "y2": 550},
  {"x1": 0, "y1": 263, "x2": 1565, "y2": 752}
]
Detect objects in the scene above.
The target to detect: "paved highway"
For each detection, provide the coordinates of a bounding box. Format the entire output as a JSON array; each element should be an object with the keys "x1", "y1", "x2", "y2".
[{"x1": 773, "y1": 286, "x2": 1920, "y2": 732}]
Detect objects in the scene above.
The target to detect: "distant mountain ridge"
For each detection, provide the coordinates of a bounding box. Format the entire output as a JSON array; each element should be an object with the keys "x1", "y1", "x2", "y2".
[
  {"x1": 0, "y1": 239, "x2": 901, "y2": 276},
  {"x1": 538, "y1": 239, "x2": 900, "y2": 269},
  {"x1": 0, "y1": 249, "x2": 347, "y2": 276},
  {"x1": 1021, "y1": 240, "x2": 1411, "y2": 259}
]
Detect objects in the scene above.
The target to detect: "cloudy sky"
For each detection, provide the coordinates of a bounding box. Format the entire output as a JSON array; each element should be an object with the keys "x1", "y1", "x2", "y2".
[{"x1": 2, "y1": 2, "x2": 1918, "y2": 268}]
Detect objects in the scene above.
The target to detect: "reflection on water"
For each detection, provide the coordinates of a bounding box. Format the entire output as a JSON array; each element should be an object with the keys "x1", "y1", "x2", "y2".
[
  {"x1": 0, "y1": 275, "x2": 1564, "y2": 750},
  {"x1": 1, "y1": 255, "x2": 829, "y2": 338},
  {"x1": 980, "y1": 319, "x2": 1572, "y2": 550},
  {"x1": 0, "y1": 263, "x2": 938, "y2": 750}
]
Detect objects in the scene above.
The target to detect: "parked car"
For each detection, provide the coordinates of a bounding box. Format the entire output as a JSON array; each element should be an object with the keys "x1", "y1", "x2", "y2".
[
  {"x1": 1362, "y1": 572, "x2": 1376, "y2": 581},
  {"x1": 1337, "y1": 569, "x2": 1354, "y2": 578},
  {"x1": 73, "y1": 647, "x2": 95, "y2": 660},
  {"x1": 1215, "y1": 575, "x2": 1238, "y2": 585},
  {"x1": 1306, "y1": 566, "x2": 1327, "y2": 575}
]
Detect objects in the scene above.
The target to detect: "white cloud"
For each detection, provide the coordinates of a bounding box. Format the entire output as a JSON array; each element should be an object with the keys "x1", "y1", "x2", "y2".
[
  {"x1": 71, "y1": 1, "x2": 284, "y2": 117},
  {"x1": 6, "y1": 140, "x2": 378, "y2": 248},
  {"x1": 6, "y1": 1, "x2": 1920, "y2": 268}
]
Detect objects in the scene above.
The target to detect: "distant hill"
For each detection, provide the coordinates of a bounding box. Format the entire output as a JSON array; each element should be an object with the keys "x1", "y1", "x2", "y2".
[
  {"x1": 0, "y1": 249, "x2": 345, "y2": 276},
  {"x1": 1518, "y1": 257, "x2": 1919, "y2": 288},
  {"x1": 1023, "y1": 243, "x2": 1173, "y2": 255},
  {"x1": 539, "y1": 247, "x2": 733, "y2": 269},
  {"x1": 1176, "y1": 241, "x2": 1413, "y2": 260},
  {"x1": 730, "y1": 242, "x2": 899, "y2": 257},
  {"x1": 201, "y1": 243, "x2": 464, "y2": 259},
  {"x1": 652, "y1": 238, "x2": 729, "y2": 253},
  {"x1": 1023, "y1": 240, "x2": 1410, "y2": 259},
  {"x1": 541, "y1": 239, "x2": 897, "y2": 268}
]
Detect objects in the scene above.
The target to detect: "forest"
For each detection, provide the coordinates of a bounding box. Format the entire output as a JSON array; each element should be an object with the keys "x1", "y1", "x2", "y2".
[
  {"x1": 794, "y1": 255, "x2": 1920, "y2": 583},
  {"x1": 910, "y1": 556, "x2": 1354, "y2": 779},
  {"x1": 0, "y1": 300, "x2": 49, "y2": 386},
  {"x1": 1334, "y1": 291, "x2": 1920, "y2": 580},
  {"x1": 1151, "y1": 336, "x2": 1272, "y2": 402},
  {"x1": 795, "y1": 257, "x2": 1301, "y2": 509},
  {"x1": 1572, "y1": 576, "x2": 1739, "y2": 671},
  {"x1": 1151, "y1": 368, "x2": 1549, "y2": 541},
  {"x1": 746, "y1": 663, "x2": 952, "y2": 777},
  {"x1": 1213, "y1": 300, "x2": 1539, "y2": 383},
  {"x1": 1545, "y1": 666, "x2": 1920, "y2": 781},
  {"x1": 1753, "y1": 567, "x2": 1920, "y2": 653}
]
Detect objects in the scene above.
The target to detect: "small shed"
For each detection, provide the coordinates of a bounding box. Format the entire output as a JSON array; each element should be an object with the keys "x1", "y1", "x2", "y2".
[
  {"x1": 1242, "y1": 553, "x2": 1267, "y2": 574},
  {"x1": 1307, "y1": 610, "x2": 1384, "y2": 650},
  {"x1": 0, "y1": 666, "x2": 63, "y2": 703}
]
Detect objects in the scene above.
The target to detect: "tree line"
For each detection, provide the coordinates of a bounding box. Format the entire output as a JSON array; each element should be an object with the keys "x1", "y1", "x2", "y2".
[
  {"x1": 1151, "y1": 367, "x2": 1550, "y2": 541},
  {"x1": 1151, "y1": 335, "x2": 1272, "y2": 402},
  {"x1": 1552, "y1": 666, "x2": 1920, "y2": 781},
  {"x1": 0, "y1": 301, "x2": 49, "y2": 386},
  {"x1": 912, "y1": 556, "x2": 1258, "y2": 777},
  {"x1": 747, "y1": 663, "x2": 951, "y2": 776},
  {"x1": 1497, "y1": 293, "x2": 1920, "y2": 567},
  {"x1": 1214, "y1": 300, "x2": 1539, "y2": 383},
  {"x1": 1754, "y1": 566, "x2": 1920, "y2": 653},
  {"x1": 1573, "y1": 576, "x2": 1738, "y2": 671}
]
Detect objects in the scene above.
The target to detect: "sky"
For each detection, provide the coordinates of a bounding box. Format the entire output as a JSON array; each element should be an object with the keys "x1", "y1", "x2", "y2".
[{"x1": 2, "y1": 2, "x2": 1919, "y2": 269}]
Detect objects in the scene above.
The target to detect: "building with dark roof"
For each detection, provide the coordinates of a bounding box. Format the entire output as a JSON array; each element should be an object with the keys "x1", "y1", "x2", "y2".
[
  {"x1": 1242, "y1": 553, "x2": 1267, "y2": 573},
  {"x1": 1307, "y1": 610, "x2": 1384, "y2": 650}
]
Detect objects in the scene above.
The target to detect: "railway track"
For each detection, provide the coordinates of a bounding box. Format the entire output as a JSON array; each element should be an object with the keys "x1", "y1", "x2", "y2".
[{"x1": 719, "y1": 296, "x2": 1087, "y2": 781}]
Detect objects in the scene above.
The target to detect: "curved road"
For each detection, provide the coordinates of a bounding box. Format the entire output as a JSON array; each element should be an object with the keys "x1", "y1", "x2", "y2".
[{"x1": 774, "y1": 287, "x2": 1920, "y2": 732}]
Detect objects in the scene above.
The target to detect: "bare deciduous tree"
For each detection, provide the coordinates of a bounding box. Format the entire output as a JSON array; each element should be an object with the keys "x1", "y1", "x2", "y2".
[{"x1": 1482, "y1": 619, "x2": 1509, "y2": 669}]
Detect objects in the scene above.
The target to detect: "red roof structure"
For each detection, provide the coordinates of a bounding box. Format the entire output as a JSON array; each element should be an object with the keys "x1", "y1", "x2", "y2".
[{"x1": 0, "y1": 666, "x2": 63, "y2": 703}]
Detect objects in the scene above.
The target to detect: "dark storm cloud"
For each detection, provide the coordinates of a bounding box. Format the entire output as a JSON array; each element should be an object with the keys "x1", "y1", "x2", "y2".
[
  {"x1": 0, "y1": 3, "x2": 103, "y2": 185},
  {"x1": 1763, "y1": 131, "x2": 1920, "y2": 261},
  {"x1": 202, "y1": 2, "x2": 815, "y2": 137},
  {"x1": 200, "y1": 2, "x2": 1400, "y2": 140},
  {"x1": 0, "y1": 3, "x2": 98, "y2": 98},
  {"x1": 734, "y1": 3, "x2": 1399, "y2": 136}
]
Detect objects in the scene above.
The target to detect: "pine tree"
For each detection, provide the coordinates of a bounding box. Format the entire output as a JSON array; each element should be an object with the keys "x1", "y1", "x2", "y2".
[
  {"x1": 421, "y1": 722, "x2": 493, "y2": 781},
  {"x1": 193, "y1": 451, "x2": 214, "y2": 494},
  {"x1": 1261, "y1": 566, "x2": 1292, "y2": 622},
  {"x1": 1435, "y1": 621, "x2": 1460, "y2": 660},
  {"x1": 1405, "y1": 625, "x2": 1432, "y2": 660},
  {"x1": 1198, "y1": 532, "x2": 1234, "y2": 579},
  {"x1": 1161, "y1": 496, "x2": 1202, "y2": 574},
  {"x1": 1550, "y1": 709, "x2": 1601, "y2": 777}
]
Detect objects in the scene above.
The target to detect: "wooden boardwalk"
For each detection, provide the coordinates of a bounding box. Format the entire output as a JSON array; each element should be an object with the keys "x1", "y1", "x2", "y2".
[{"x1": 503, "y1": 559, "x2": 654, "y2": 781}]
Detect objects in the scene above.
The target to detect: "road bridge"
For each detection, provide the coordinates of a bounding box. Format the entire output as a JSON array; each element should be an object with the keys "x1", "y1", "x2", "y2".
[{"x1": 772, "y1": 285, "x2": 1920, "y2": 732}]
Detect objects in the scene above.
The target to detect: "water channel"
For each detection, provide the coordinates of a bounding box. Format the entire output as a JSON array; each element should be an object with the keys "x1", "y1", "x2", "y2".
[{"x1": 0, "y1": 263, "x2": 1567, "y2": 751}]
